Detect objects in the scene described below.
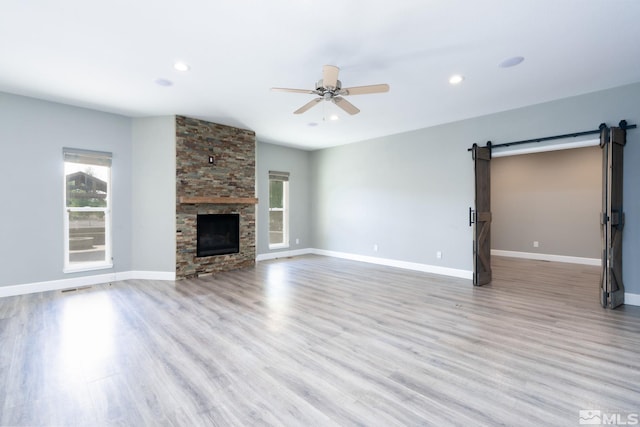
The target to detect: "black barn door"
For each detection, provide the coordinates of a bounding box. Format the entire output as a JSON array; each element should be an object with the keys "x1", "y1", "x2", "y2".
[
  {"x1": 472, "y1": 144, "x2": 492, "y2": 286},
  {"x1": 600, "y1": 125, "x2": 626, "y2": 308}
]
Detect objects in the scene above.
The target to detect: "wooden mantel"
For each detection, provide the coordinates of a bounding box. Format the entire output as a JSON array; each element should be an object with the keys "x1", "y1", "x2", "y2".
[{"x1": 179, "y1": 196, "x2": 258, "y2": 205}]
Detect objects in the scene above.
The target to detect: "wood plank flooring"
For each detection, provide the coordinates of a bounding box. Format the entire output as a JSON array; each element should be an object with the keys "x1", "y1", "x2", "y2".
[{"x1": 1, "y1": 255, "x2": 640, "y2": 426}]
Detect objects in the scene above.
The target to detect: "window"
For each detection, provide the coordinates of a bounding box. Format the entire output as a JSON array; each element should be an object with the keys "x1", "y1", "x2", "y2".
[
  {"x1": 63, "y1": 148, "x2": 112, "y2": 272},
  {"x1": 268, "y1": 171, "x2": 289, "y2": 248}
]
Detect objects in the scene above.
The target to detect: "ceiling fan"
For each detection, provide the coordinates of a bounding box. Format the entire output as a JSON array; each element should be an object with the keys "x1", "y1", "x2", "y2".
[{"x1": 271, "y1": 65, "x2": 390, "y2": 115}]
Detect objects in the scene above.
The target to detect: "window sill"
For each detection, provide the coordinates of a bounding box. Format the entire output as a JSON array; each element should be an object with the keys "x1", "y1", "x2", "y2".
[
  {"x1": 269, "y1": 244, "x2": 290, "y2": 250},
  {"x1": 64, "y1": 262, "x2": 113, "y2": 274}
]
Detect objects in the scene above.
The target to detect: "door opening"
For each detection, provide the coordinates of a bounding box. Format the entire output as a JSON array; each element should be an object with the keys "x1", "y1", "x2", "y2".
[{"x1": 470, "y1": 122, "x2": 630, "y2": 308}]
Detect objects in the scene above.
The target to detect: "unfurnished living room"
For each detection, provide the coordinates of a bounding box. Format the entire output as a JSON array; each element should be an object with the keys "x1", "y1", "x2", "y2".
[{"x1": 1, "y1": 1, "x2": 640, "y2": 426}]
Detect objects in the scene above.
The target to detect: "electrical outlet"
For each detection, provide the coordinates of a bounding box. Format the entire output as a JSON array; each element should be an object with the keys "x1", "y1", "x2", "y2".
[
  {"x1": 436, "y1": 251, "x2": 442, "y2": 259},
  {"x1": 295, "y1": 238, "x2": 300, "y2": 245},
  {"x1": 373, "y1": 244, "x2": 378, "y2": 252},
  {"x1": 533, "y1": 241, "x2": 539, "y2": 248}
]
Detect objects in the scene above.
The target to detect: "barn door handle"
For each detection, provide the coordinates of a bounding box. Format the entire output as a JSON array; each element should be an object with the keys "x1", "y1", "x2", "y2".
[{"x1": 469, "y1": 207, "x2": 475, "y2": 227}]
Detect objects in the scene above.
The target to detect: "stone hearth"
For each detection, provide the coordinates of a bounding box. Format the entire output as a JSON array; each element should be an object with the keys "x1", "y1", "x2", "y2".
[{"x1": 175, "y1": 116, "x2": 256, "y2": 279}]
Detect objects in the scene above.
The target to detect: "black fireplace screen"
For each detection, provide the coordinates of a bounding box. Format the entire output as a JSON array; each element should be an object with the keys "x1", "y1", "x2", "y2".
[{"x1": 196, "y1": 214, "x2": 240, "y2": 257}]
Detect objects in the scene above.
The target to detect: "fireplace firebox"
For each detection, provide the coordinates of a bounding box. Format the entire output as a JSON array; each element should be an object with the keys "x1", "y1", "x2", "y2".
[{"x1": 196, "y1": 214, "x2": 240, "y2": 257}]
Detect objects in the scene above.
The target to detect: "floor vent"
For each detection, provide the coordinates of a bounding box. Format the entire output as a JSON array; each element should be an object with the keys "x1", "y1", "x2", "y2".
[{"x1": 61, "y1": 286, "x2": 92, "y2": 293}]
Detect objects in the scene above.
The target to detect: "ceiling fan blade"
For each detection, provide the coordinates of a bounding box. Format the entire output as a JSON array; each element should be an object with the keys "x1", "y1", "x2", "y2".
[
  {"x1": 332, "y1": 97, "x2": 360, "y2": 115},
  {"x1": 271, "y1": 87, "x2": 317, "y2": 94},
  {"x1": 323, "y1": 65, "x2": 339, "y2": 89},
  {"x1": 342, "y1": 84, "x2": 390, "y2": 96},
  {"x1": 294, "y1": 98, "x2": 322, "y2": 114}
]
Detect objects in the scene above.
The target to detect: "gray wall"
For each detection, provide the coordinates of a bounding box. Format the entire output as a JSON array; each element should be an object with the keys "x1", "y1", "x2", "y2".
[
  {"x1": 131, "y1": 117, "x2": 176, "y2": 272},
  {"x1": 310, "y1": 124, "x2": 473, "y2": 270},
  {"x1": 2, "y1": 82, "x2": 640, "y2": 296},
  {"x1": 310, "y1": 82, "x2": 640, "y2": 293},
  {"x1": 491, "y1": 146, "x2": 601, "y2": 258},
  {"x1": 0, "y1": 92, "x2": 132, "y2": 286},
  {"x1": 256, "y1": 142, "x2": 311, "y2": 255}
]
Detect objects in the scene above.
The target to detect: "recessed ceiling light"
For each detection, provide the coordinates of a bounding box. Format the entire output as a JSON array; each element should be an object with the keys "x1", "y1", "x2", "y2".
[
  {"x1": 174, "y1": 62, "x2": 190, "y2": 72},
  {"x1": 449, "y1": 74, "x2": 464, "y2": 85},
  {"x1": 308, "y1": 122, "x2": 318, "y2": 127},
  {"x1": 499, "y1": 56, "x2": 525, "y2": 68},
  {"x1": 154, "y1": 78, "x2": 173, "y2": 87}
]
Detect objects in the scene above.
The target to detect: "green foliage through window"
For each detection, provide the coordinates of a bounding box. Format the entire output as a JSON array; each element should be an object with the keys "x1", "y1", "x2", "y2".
[
  {"x1": 269, "y1": 180, "x2": 283, "y2": 208},
  {"x1": 65, "y1": 169, "x2": 108, "y2": 207}
]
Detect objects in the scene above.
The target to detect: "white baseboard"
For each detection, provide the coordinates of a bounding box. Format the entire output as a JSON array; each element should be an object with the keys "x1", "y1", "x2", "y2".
[
  {"x1": 0, "y1": 273, "x2": 117, "y2": 298},
  {"x1": 310, "y1": 249, "x2": 473, "y2": 280},
  {"x1": 125, "y1": 271, "x2": 176, "y2": 281},
  {"x1": 256, "y1": 248, "x2": 313, "y2": 261},
  {"x1": 257, "y1": 247, "x2": 472, "y2": 279},
  {"x1": 5, "y1": 255, "x2": 635, "y2": 306},
  {"x1": 0, "y1": 270, "x2": 176, "y2": 298},
  {"x1": 625, "y1": 293, "x2": 640, "y2": 307},
  {"x1": 492, "y1": 249, "x2": 600, "y2": 266}
]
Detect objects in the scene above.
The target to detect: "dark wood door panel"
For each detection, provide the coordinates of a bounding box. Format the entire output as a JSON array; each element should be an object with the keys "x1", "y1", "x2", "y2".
[
  {"x1": 600, "y1": 126, "x2": 626, "y2": 308},
  {"x1": 473, "y1": 145, "x2": 492, "y2": 286}
]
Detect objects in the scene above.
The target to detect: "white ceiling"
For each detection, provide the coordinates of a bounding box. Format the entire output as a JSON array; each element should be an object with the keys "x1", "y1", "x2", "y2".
[{"x1": 1, "y1": 0, "x2": 639, "y2": 150}]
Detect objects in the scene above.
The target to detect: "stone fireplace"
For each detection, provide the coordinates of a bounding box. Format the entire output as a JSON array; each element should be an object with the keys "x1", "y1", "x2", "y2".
[{"x1": 175, "y1": 116, "x2": 257, "y2": 279}]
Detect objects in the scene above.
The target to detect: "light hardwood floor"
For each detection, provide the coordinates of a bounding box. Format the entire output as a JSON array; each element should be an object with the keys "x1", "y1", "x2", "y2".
[{"x1": 1, "y1": 255, "x2": 639, "y2": 426}]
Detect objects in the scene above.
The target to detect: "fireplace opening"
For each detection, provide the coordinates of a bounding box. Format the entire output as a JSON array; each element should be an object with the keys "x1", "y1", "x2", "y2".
[{"x1": 197, "y1": 214, "x2": 240, "y2": 257}]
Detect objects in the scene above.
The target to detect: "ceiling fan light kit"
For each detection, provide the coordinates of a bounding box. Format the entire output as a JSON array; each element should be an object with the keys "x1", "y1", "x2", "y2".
[{"x1": 272, "y1": 65, "x2": 389, "y2": 115}]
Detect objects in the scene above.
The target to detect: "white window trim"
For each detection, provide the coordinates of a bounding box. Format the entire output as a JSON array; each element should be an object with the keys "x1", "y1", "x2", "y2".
[
  {"x1": 268, "y1": 179, "x2": 289, "y2": 250},
  {"x1": 63, "y1": 207, "x2": 113, "y2": 273},
  {"x1": 63, "y1": 154, "x2": 113, "y2": 273}
]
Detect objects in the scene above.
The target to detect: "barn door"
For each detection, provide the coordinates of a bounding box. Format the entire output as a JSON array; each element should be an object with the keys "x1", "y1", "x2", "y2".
[
  {"x1": 600, "y1": 125, "x2": 626, "y2": 308},
  {"x1": 471, "y1": 143, "x2": 492, "y2": 286}
]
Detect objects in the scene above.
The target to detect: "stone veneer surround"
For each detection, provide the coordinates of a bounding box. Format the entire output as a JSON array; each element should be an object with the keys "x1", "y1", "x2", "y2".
[{"x1": 175, "y1": 115, "x2": 256, "y2": 279}]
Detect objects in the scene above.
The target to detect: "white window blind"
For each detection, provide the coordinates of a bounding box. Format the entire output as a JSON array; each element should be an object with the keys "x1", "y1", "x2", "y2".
[
  {"x1": 269, "y1": 170, "x2": 289, "y2": 181},
  {"x1": 63, "y1": 147, "x2": 112, "y2": 167}
]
